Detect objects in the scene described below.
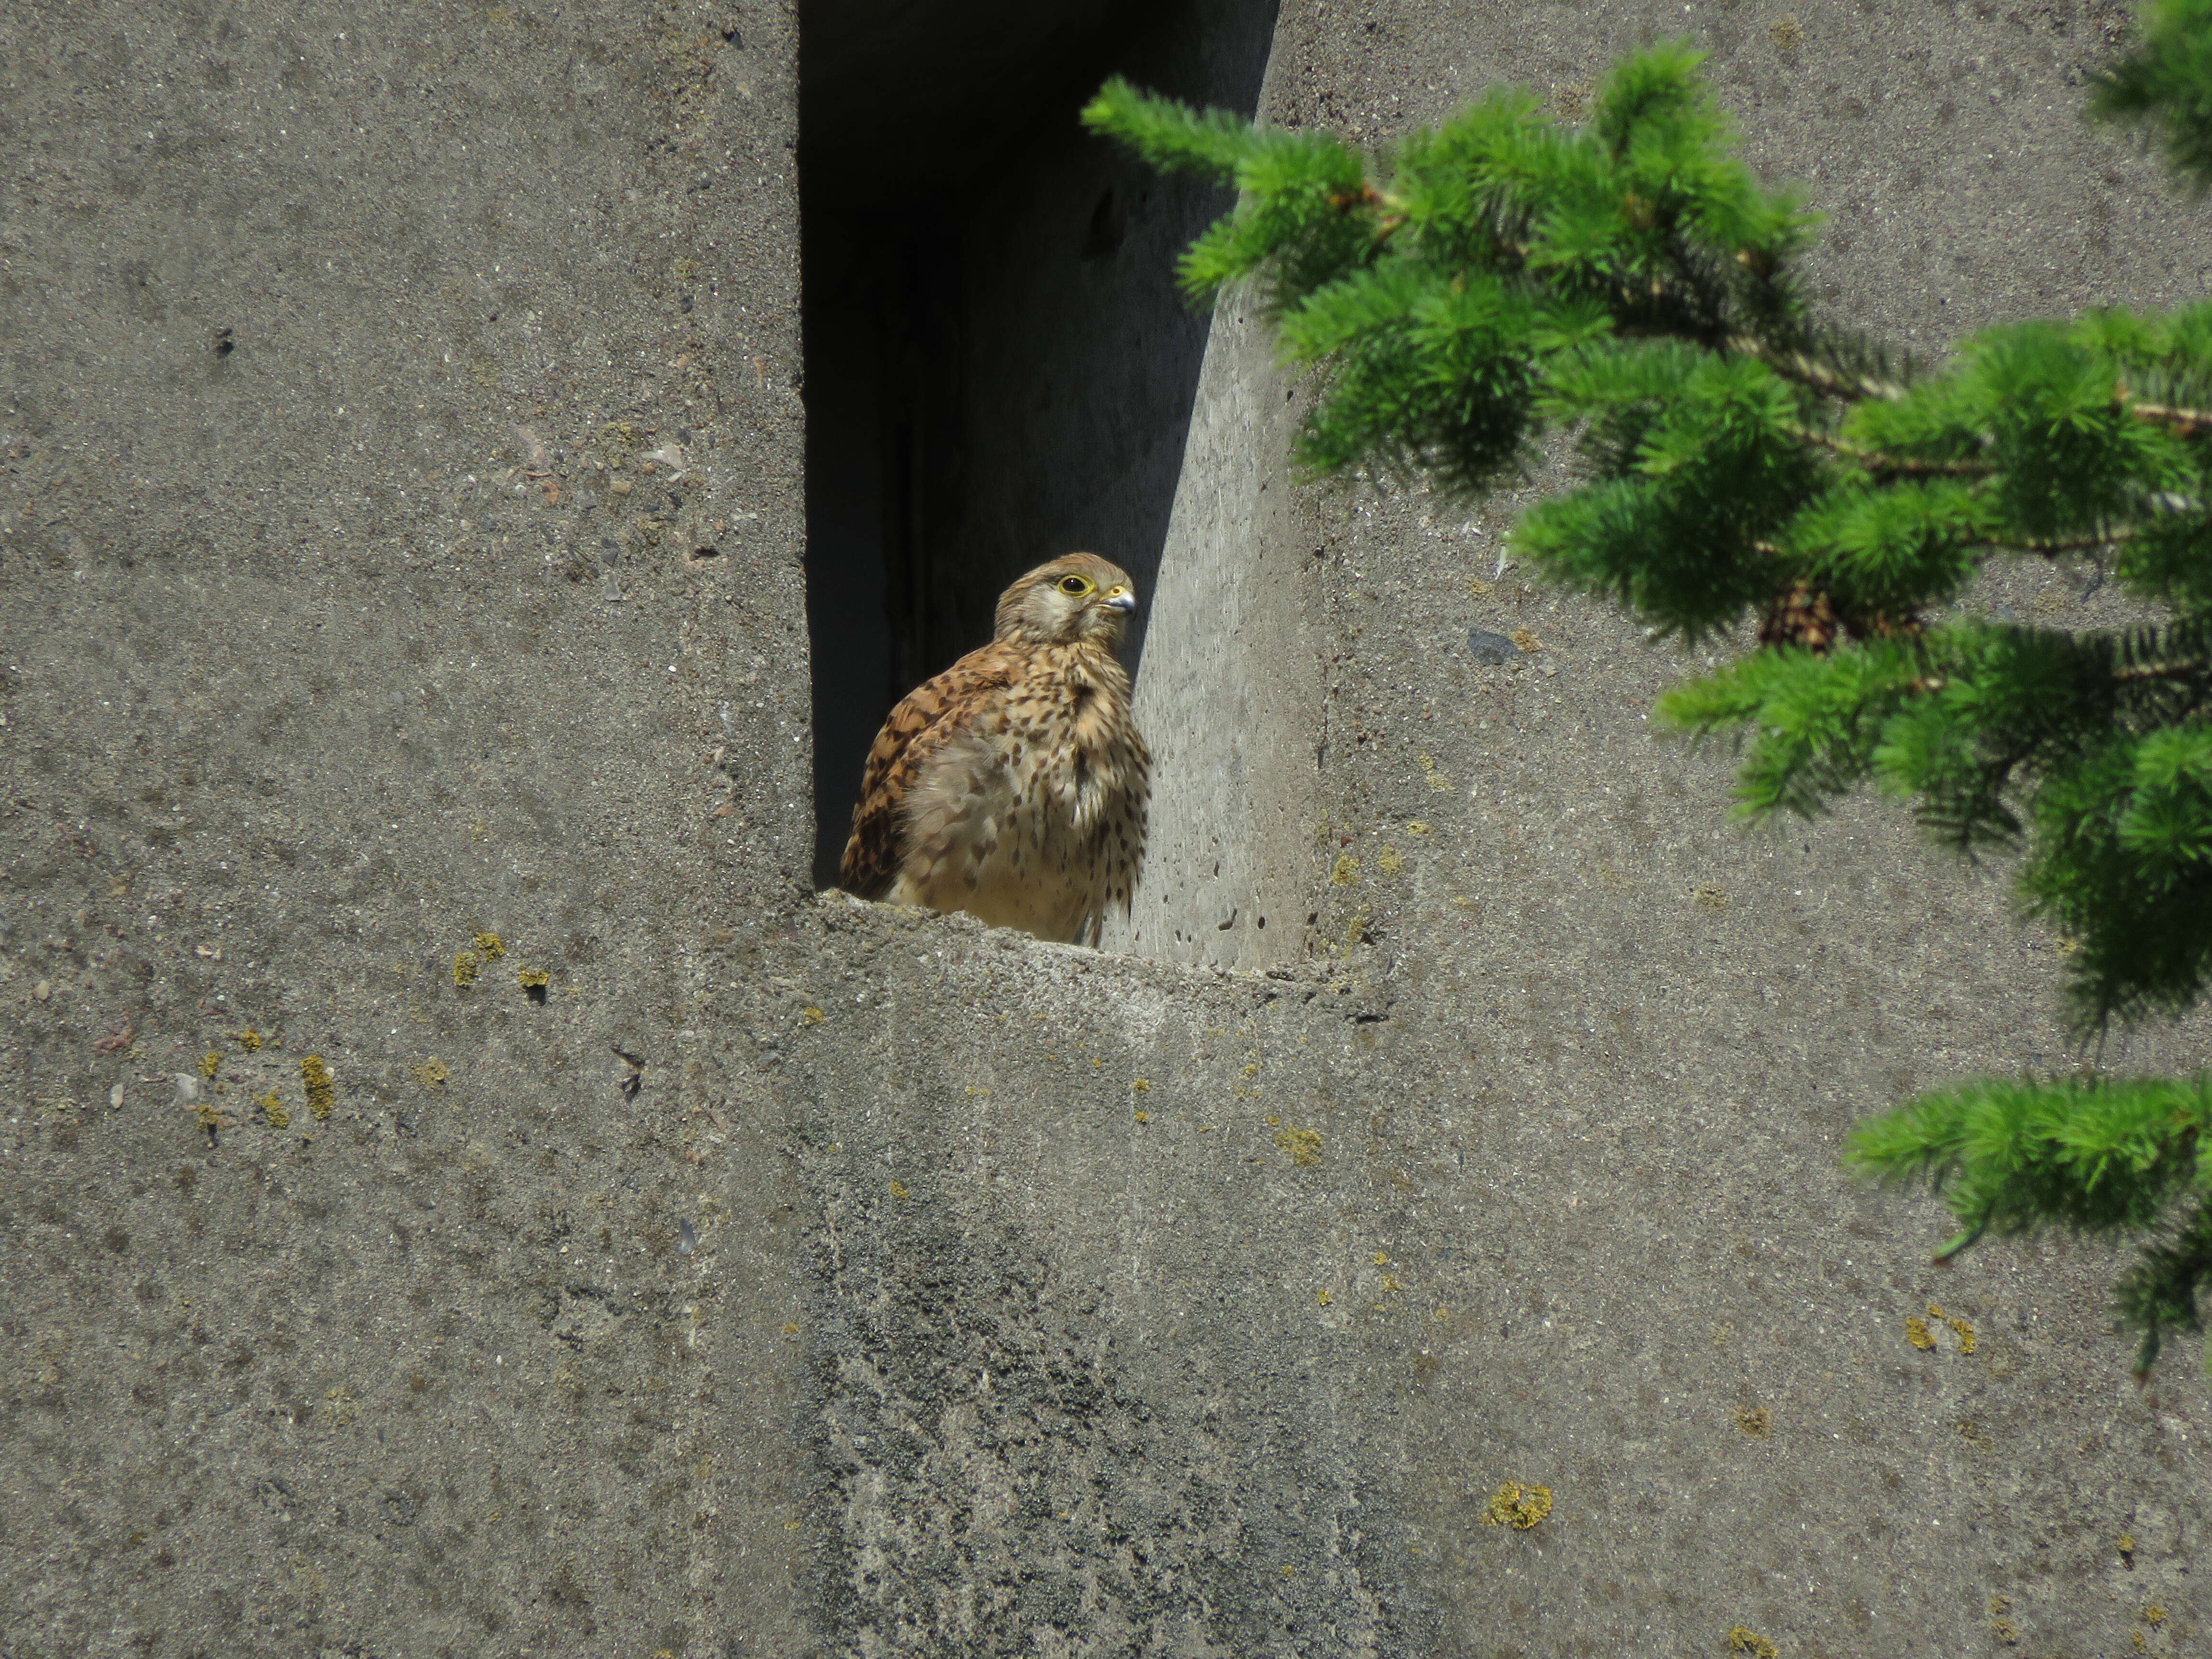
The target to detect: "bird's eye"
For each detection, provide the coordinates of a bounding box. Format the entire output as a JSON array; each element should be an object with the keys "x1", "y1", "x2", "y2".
[{"x1": 1058, "y1": 576, "x2": 1091, "y2": 595}]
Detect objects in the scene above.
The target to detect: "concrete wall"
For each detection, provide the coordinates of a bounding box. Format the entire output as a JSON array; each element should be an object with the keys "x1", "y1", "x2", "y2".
[
  {"x1": 7, "y1": 2, "x2": 2212, "y2": 1657},
  {"x1": 1, "y1": 4, "x2": 815, "y2": 1653},
  {"x1": 1103, "y1": 299, "x2": 1322, "y2": 966}
]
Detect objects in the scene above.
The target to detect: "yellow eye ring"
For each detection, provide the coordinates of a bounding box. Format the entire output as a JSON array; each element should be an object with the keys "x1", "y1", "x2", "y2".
[{"x1": 1058, "y1": 575, "x2": 1092, "y2": 595}]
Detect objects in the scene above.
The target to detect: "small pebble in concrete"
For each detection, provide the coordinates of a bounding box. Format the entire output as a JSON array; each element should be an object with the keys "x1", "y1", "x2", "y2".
[{"x1": 1467, "y1": 628, "x2": 1517, "y2": 664}]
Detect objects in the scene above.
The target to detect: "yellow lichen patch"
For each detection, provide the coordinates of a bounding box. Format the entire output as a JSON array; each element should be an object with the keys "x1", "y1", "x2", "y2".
[
  {"x1": 1381, "y1": 1275, "x2": 1402, "y2": 1294},
  {"x1": 888, "y1": 1180, "x2": 908, "y2": 1201},
  {"x1": 1131, "y1": 1078, "x2": 1150, "y2": 1092},
  {"x1": 1905, "y1": 1316, "x2": 1936, "y2": 1350},
  {"x1": 1509, "y1": 626, "x2": 1541, "y2": 653},
  {"x1": 1376, "y1": 846, "x2": 1405, "y2": 875},
  {"x1": 190, "y1": 1100, "x2": 236, "y2": 1135},
  {"x1": 1134, "y1": 1110, "x2": 1151, "y2": 1124},
  {"x1": 2143, "y1": 1604, "x2": 2167, "y2": 1625},
  {"x1": 781, "y1": 1322, "x2": 801, "y2": 1336},
  {"x1": 1989, "y1": 1598, "x2": 2010, "y2": 1616},
  {"x1": 1373, "y1": 1251, "x2": 1390, "y2": 1265},
  {"x1": 453, "y1": 950, "x2": 482, "y2": 987},
  {"x1": 1992, "y1": 1619, "x2": 2020, "y2": 1645},
  {"x1": 2118, "y1": 1533, "x2": 2137, "y2": 1556},
  {"x1": 1331, "y1": 854, "x2": 1361, "y2": 885},
  {"x1": 301, "y1": 1055, "x2": 337, "y2": 1121},
  {"x1": 801, "y1": 1007, "x2": 825, "y2": 1025},
  {"x1": 232, "y1": 1030, "x2": 263, "y2": 1053},
  {"x1": 1316, "y1": 1289, "x2": 1334, "y2": 1307},
  {"x1": 256, "y1": 1091, "x2": 290, "y2": 1130},
  {"x1": 517, "y1": 968, "x2": 551, "y2": 990},
  {"x1": 1726, "y1": 1630, "x2": 1777, "y2": 1659},
  {"x1": 412, "y1": 1058, "x2": 450, "y2": 1088},
  {"x1": 1467, "y1": 576, "x2": 1494, "y2": 598},
  {"x1": 1695, "y1": 885, "x2": 1730, "y2": 911},
  {"x1": 1947, "y1": 1313, "x2": 1977, "y2": 1353},
  {"x1": 1479, "y1": 1481, "x2": 1552, "y2": 1530},
  {"x1": 198, "y1": 1051, "x2": 222, "y2": 1079},
  {"x1": 1406, "y1": 820, "x2": 1430, "y2": 836},
  {"x1": 1732, "y1": 1404, "x2": 1771, "y2": 1438},
  {"x1": 473, "y1": 932, "x2": 505, "y2": 959},
  {"x1": 1769, "y1": 14, "x2": 1803, "y2": 50},
  {"x1": 1274, "y1": 1126, "x2": 1322, "y2": 1167}
]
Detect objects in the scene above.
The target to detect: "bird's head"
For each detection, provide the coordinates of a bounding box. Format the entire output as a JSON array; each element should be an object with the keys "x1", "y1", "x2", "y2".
[{"x1": 995, "y1": 553, "x2": 1140, "y2": 649}]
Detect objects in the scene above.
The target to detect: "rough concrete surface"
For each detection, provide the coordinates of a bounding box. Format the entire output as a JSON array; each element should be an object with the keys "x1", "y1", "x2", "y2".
[
  {"x1": 2, "y1": 2, "x2": 813, "y2": 1654},
  {"x1": 1106, "y1": 301, "x2": 1326, "y2": 969},
  {"x1": 6, "y1": 0, "x2": 2212, "y2": 1657}
]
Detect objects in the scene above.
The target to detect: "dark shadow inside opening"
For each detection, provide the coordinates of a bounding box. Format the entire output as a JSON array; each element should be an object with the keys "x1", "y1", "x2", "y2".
[{"x1": 799, "y1": 0, "x2": 1279, "y2": 887}]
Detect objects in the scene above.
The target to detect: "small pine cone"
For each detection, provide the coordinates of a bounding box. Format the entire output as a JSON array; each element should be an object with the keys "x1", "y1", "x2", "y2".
[{"x1": 1759, "y1": 579, "x2": 1841, "y2": 653}]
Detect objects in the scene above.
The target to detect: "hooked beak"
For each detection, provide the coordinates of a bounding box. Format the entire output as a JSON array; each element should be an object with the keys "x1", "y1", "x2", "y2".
[{"x1": 1103, "y1": 587, "x2": 1137, "y2": 615}]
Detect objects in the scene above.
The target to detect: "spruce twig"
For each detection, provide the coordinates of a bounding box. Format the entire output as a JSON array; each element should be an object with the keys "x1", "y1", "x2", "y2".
[{"x1": 1092, "y1": 18, "x2": 2212, "y2": 1374}]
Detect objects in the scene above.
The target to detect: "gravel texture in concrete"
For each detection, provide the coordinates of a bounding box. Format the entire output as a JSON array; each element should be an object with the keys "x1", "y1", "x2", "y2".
[{"x1": 3, "y1": 3, "x2": 811, "y2": 1653}]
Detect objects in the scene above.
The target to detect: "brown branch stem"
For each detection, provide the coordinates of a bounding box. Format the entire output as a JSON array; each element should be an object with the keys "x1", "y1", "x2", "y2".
[
  {"x1": 1731, "y1": 337, "x2": 1907, "y2": 403},
  {"x1": 1785, "y1": 423, "x2": 1993, "y2": 477},
  {"x1": 1971, "y1": 527, "x2": 2136, "y2": 557},
  {"x1": 2111, "y1": 658, "x2": 2212, "y2": 684},
  {"x1": 2117, "y1": 391, "x2": 2212, "y2": 435}
]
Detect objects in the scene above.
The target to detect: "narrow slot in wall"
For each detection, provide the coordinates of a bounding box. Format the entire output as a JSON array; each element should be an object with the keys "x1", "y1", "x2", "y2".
[{"x1": 799, "y1": 0, "x2": 1279, "y2": 888}]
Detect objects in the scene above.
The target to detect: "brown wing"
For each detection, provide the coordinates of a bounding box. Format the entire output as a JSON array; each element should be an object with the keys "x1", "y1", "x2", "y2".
[{"x1": 839, "y1": 641, "x2": 1023, "y2": 899}]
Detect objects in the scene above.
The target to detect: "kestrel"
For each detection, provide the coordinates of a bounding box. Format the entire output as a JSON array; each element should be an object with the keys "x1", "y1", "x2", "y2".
[{"x1": 839, "y1": 553, "x2": 1151, "y2": 945}]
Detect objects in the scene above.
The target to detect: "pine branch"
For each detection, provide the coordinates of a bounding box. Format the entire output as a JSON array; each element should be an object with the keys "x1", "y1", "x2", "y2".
[
  {"x1": 1976, "y1": 526, "x2": 2137, "y2": 556},
  {"x1": 1851, "y1": 1073, "x2": 2212, "y2": 1372},
  {"x1": 1733, "y1": 336, "x2": 1907, "y2": 403},
  {"x1": 2091, "y1": 0, "x2": 2212, "y2": 196},
  {"x1": 1784, "y1": 422, "x2": 1995, "y2": 476},
  {"x1": 2111, "y1": 654, "x2": 2212, "y2": 683},
  {"x1": 2119, "y1": 392, "x2": 2212, "y2": 434},
  {"x1": 1103, "y1": 25, "x2": 2212, "y2": 1370}
]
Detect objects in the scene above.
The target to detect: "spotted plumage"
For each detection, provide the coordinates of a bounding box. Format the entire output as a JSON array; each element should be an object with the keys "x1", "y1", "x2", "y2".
[{"x1": 840, "y1": 553, "x2": 1151, "y2": 945}]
